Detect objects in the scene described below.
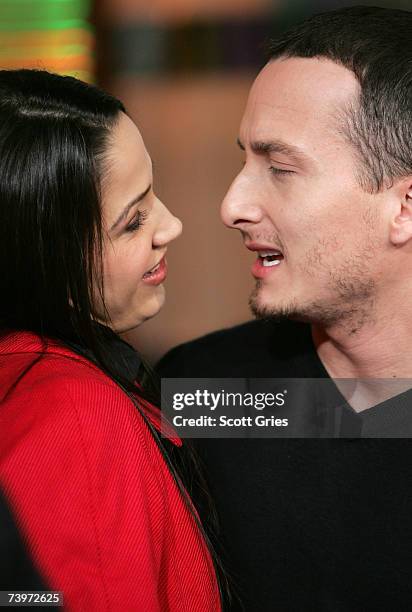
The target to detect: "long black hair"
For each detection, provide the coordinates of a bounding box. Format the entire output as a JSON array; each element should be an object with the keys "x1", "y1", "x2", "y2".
[{"x1": 0, "y1": 69, "x2": 231, "y2": 607}]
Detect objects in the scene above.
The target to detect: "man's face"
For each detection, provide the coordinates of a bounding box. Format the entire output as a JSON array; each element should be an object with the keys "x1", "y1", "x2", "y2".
[{"x1": 221, "y1": 57, "x2": 390, "y2": 330}]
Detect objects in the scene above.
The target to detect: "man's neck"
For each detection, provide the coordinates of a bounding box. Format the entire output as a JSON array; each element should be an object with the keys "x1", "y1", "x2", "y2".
[
  {"x1": 312, "y1": 315, "x2": 410, "y2": 379},
  {"x1": 312, "y1": 316, "x2": 412, "y2": 411}
]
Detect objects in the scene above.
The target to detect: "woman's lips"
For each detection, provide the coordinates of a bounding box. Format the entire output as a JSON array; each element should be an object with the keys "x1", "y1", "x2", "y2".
[{"x1": 142, "y1": 256, "x2": 167, "y2": 286}]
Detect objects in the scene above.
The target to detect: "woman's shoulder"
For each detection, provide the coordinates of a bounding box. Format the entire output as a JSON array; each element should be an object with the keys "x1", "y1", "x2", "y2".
[
  {"x1": 0, "y1": 330, "x2": 165, "y2": 484},
  {"x1": 0, "y1": 329, "x2": 176, "y2": 484},
  {"x1": 0, "y1": 329, "x2": 124, "y2": 395},
  {"x1": 0, "y1": 336, "x2": 175, "y2": 609},
  {"x1": 0, "y1": 330, "x2": 147, "y2": 442}
]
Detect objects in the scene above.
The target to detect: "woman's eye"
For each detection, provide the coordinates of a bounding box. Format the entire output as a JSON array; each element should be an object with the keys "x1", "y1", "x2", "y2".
[
  {"x1": 125, "y1": 209, "x2": 148, "y2": 233},
  {"x1": 268, "y1": 166, "x2": 294, "y2": 176}
]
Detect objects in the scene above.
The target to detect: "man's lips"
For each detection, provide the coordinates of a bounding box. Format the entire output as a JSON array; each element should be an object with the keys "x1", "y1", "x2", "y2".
[
  {"x1": 244, "y1": 241, "x2": 284, "y2": 254},
  {"x1": 245, "y1": 242, "x2": 284, "y2": 279}
]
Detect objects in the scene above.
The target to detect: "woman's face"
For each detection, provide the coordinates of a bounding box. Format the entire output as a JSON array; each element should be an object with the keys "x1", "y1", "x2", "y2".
[{"x1": 94, "y1": 112, "x2": 182, "y2": 334}]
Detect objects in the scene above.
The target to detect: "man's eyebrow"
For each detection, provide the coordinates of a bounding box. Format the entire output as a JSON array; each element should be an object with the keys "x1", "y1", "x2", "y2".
[
  {"x1": 237, "y1": 137, "x2": 311, "y2": 166},
  {"x1": 110, "y1": 183, "x2": 151, "y2": 231}
]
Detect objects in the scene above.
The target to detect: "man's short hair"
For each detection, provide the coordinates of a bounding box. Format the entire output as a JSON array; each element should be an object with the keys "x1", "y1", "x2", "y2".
[{"x1": 268, "y1": 6, "x2": 411, "y2": 193}]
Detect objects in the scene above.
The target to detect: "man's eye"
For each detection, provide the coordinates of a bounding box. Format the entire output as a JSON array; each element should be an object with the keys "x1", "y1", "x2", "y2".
[
  {"x1": 125, "y1": 209, "x2": 148, "y2": 233},
  {"x1": 268, "y1": 166, "x2": 294, "y2": 176}
]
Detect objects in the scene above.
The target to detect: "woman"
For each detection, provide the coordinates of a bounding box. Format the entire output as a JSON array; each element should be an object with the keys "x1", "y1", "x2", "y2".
[{"x1": 0, "y1": 69, "x2": 221, "y2": 611}]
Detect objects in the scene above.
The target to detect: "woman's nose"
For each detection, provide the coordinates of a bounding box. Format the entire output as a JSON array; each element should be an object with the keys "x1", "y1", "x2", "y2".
[{"x1": 152, "y1": 199, "x2": 183, "y2": 247}]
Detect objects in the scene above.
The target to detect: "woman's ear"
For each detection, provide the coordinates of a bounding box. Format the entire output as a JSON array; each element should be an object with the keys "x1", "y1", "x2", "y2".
[{"x1": 389, "y1": 180, "x2": 412, "y2": 246}]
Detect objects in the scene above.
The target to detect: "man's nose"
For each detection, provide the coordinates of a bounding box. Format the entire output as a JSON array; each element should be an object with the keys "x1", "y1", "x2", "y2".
[{"x1": 220, "y1": 172, "x2": 263, "y2": 230}]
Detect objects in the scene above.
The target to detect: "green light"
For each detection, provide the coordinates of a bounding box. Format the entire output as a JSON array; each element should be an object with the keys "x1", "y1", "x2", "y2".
[
  {"x1": 0, "y1": 0, "x2": 91, "y2": 13},
  {"x1": 0, "y1": 20, "x2": 92, "y2": 32},
  {"x1": 0, "y1": 0, "x2": 95, "y2": 82},
  {"x1": 0, "y1": 4, "x2": 90, "y2": 21}
]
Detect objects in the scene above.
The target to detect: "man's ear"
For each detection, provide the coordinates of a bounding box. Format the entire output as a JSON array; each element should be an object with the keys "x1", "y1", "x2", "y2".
[{"x1": 389, "y1": 180, "x2": 412, "y2": 246}]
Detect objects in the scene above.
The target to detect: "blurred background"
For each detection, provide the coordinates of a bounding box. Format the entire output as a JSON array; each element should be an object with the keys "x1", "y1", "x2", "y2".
[{"x1": 0, "y1": 0, "x2": 409, "y2": 362}]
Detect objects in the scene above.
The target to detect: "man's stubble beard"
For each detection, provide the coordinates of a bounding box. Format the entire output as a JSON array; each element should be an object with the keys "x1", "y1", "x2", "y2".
[{"x1": 249, "y1": 246, "x2": 378, "y2": 335}]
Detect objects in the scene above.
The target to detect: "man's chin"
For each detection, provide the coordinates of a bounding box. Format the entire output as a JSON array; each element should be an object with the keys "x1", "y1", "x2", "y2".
[
  {"x1": 249, "y1": 287, "x2": 367, "y2": 330},
  {"x1": 249, "y1": 284, "x2": 302, "y2": 321},
  {"x1": 249, "y1": 268, "x2": 378, "y2": 331},
  {"x1": 248, "y1": 283, "x2": 331, "y2": 325}
]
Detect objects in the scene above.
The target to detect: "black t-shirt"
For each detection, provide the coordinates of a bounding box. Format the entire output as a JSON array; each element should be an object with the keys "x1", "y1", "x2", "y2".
[{"x1": 158, "y1": 319, "x2": 412, "y2": 612}]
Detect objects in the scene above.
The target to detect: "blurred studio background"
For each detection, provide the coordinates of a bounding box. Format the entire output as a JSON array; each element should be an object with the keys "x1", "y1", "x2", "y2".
[{"x1": 0, "y1": 0, "x2": 408, "y2": 362}]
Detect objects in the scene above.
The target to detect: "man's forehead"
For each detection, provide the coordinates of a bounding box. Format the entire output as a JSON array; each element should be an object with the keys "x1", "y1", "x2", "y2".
[{"x1": 240, "y1": 56, "x2": 359, "y2": 144}]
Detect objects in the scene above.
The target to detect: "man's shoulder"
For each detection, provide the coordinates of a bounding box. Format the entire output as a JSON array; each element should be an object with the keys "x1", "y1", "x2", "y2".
[
  {"x1": 157, "y1": 318, "x2": 314, "y2": 377},
  {"x1": 174, "y1": 318, "x2": 278, "y2": 349}
]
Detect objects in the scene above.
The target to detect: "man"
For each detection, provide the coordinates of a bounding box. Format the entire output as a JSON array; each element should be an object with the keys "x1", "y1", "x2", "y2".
[{"x1": 158, "y1": 6, "x2": 412, "y2": 611}]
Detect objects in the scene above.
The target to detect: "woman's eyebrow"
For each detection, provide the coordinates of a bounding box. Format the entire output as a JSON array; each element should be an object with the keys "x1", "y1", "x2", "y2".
[{"x1": 110, "y1": 183, "x2": 151, "y2": 231}]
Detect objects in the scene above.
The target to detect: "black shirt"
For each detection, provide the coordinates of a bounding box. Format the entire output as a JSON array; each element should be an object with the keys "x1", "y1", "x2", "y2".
[{"x1": 158, "y1": 318, "x2": 412, "y2": 612}]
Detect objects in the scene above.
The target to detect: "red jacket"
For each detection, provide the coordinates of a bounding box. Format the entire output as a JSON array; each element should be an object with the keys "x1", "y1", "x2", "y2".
[{"x1": 0, "y1": 331, "x2": 220, "y2": 612}]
